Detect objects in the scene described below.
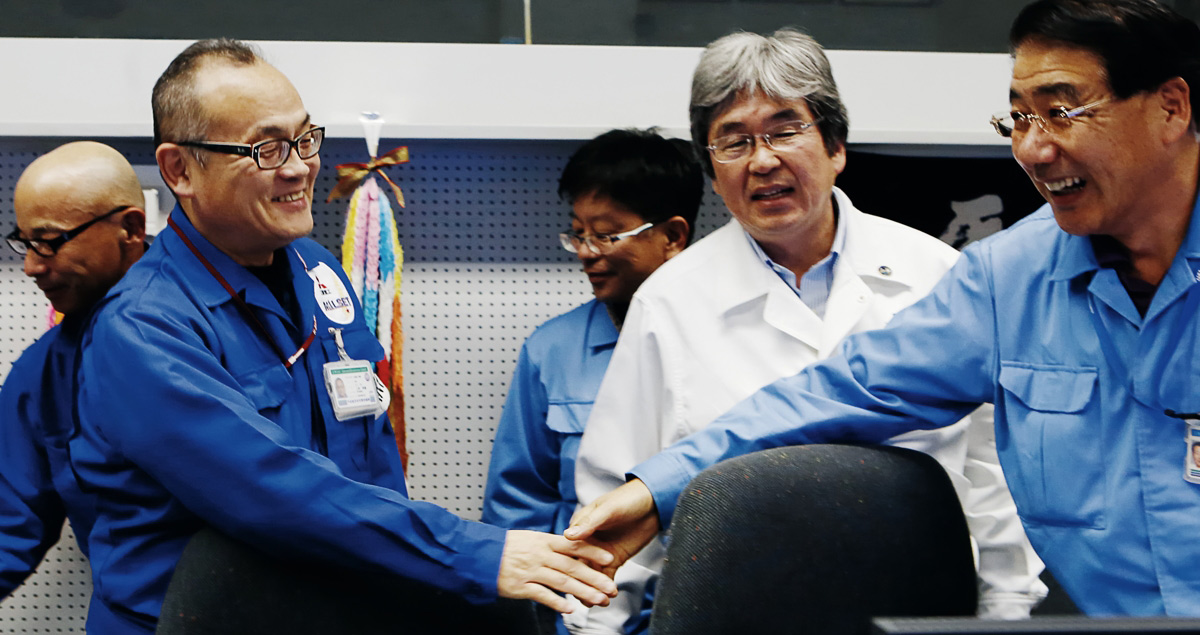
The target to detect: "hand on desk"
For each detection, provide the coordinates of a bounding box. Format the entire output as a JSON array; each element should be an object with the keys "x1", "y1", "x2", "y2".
[
  {"x1": 565, "y1": 478, "x2": 662, "y2": 578},
  {"x1": 498, "y1": 529, "x2": 618, "y2": 612}
]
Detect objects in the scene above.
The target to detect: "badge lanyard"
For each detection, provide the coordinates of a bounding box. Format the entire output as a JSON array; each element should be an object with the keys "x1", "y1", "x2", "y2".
[
  {"x1": 1089, "y1": 282, "x2": 1200, "y2": 483},
  {"x1": 168, "y1": 215, "x2": 317, "y2": 369}
]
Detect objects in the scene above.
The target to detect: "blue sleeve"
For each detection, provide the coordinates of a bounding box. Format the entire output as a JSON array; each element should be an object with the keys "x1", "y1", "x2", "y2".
[
  {"x1": 79, "y1": 298, "x2": 506, "y2": 602},
  {"x1": 481, "y1": 342, "x2": 563, "y2": 532},
  {"x1": 633, "y1": 244, "x2": 999, "y2": 524},
  {"x1": 0, "y1": 340, "x2": 65, "y2": 599}
]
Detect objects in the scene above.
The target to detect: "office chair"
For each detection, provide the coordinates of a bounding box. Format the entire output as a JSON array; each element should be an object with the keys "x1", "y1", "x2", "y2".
[
  {"x1": 651, "y1": 444, "x2": 978, "y2": 635},
  {"x1": 155, "y1": 526, "x2": 553, "y2": 635}
]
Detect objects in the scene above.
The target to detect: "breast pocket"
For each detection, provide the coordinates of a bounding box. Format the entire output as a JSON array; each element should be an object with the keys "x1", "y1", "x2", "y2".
[
  {"x1": 998, "y1": 362, "x2": 1103, "y2": 528},
  {"x1": 546, "y1": 402, "x2": 592, "y2": 504},
  {"x1": 233, "y1": 362, "x2": 294, "y2": 414}
]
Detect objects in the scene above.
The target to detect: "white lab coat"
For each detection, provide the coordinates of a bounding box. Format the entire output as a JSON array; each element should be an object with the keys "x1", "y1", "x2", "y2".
[{"x1": 570, "y1": 188, "x2": 1045, "y2": 634}]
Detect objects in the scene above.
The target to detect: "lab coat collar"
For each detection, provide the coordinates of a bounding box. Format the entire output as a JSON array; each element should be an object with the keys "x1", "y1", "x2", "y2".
[
  {"x1": 161, "y1": 205, "x2": 291, "y2": 319},
  {"x1": 833, "y1": 189, "x2": 933, "y2": 292},
  {"x1": 718, "y1": 187, "x2": 923, "y2": 352}
]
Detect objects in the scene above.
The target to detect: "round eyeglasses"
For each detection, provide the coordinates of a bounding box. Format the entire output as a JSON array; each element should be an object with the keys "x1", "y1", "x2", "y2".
[
  {"x1": 706, "y1": 119, "x2": 821, "y2": 163},
  {"x1": 990, "y1": 99, "x2": 1109, "y2": 138},
  {"x1": 179, "y1": 126, "x2": 325, "y2": 170},
  {"x1": 560, "y1": 222, "x2": 656, "y2": 254}
]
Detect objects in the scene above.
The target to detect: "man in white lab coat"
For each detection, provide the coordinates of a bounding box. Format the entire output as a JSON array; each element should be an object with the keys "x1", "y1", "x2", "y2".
[{"x1": 571, "y1": 28, "x2": 1047, "y2": 634}]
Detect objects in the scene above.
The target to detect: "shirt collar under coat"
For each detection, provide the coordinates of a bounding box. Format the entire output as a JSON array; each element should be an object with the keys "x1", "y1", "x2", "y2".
[
  {"x1": 160, "y1": 204, "x2": 298, "y2": 323},
  {"x1": 744, "y1": 190, "x2": 848, "y2": 305},
  {"x1": 719, "y1": 186, "x2": 924, "y2": 311}
]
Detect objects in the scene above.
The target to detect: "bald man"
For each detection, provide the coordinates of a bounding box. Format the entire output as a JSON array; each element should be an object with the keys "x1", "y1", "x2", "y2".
[{"x1": 0, "y1": 141, "x2": 146, "y2": 599}]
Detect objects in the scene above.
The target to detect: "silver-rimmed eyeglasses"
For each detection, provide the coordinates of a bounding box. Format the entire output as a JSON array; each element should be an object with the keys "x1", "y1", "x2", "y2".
[
  {"x1": 179, "y1": 126, "x2": 325, "y2": 170},
  {"x1": 706, "y1": 119, "x2": 821, "y2": 163},
  {"x1": 990, "y1": 99, "x2": 1109, "y2": 138},
  {"x1": 6, "y1": 205, "x2": 131, "y2": 258},
  {"x1": 560, "y1": 222, "x2": 656, "y2": 254}
]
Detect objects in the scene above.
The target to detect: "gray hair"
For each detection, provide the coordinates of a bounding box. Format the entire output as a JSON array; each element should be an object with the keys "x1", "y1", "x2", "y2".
[
  {"x1": 152, "y1": 38, "x2": 264, "y2": 160},
  {"x1": 689, "y1": 28, "x2": 849, "y2": 176}
]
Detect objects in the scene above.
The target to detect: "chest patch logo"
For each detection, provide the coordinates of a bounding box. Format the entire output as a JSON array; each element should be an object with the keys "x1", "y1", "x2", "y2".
[{"x1": 307, "y1": 262, "x2": 355, "y2": 325}]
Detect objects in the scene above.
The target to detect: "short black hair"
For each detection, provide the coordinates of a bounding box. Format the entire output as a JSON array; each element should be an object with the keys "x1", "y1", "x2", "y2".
[
  {"x1": 1010, "y1": 0, "x2": 1200, "y2": 126},
  {"x1": 152, "y1": 38, "x2": 263, "y2": 147},
  {"x1": 558, "y1": 128, "x2": 704, "y2": 243}
]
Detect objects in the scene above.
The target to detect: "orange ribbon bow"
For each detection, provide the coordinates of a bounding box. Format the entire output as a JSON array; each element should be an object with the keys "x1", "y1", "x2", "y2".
[{"x1": 326, "y1": 146, "x2": 409, "y2": 206}]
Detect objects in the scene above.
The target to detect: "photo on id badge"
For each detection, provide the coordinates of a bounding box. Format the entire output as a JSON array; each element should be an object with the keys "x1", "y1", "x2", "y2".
[
  {"x1": 1187, "y1": 424, "x2": 1200, "y2": 483},
  {"x1": 325, "y1": 360, "x2": 379, "y2": 421}
]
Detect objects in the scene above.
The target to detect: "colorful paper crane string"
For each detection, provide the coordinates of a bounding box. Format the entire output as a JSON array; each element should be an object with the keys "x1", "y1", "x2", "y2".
[{"x1": 337, "y1": 162, "x2": 408, "y2": 470}]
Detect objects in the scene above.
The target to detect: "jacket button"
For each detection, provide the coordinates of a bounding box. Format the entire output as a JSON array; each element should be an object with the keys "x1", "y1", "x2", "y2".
[{"x1": 878, "y1": 265, "x2": 892, "y2": 276}]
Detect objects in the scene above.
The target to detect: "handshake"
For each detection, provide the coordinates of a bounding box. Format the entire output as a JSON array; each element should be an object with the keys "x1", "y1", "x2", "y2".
[{"x1": 497, "y1": 480, "x2": 659, "y2": 613}]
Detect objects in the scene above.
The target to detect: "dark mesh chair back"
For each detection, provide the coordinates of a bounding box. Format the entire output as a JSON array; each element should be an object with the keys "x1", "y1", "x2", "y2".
[
  {"x1": 155, "y1": 526, "x2": 552, "y2": 635},
  {"x1": 651, "y1": 444, "x2": 978, "y2": 635}
]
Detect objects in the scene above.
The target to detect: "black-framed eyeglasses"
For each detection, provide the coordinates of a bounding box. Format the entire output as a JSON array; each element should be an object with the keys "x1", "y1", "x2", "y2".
[
  {"x1": 178, "y1": 126, "x2": 325, "y2": 170},
  {"x1": 559, "y1": 222, "x2": 656, "y2": 254},
  {"x1": 706, "y1": 119, "x2": 822, "y2": 163},
  {"x1": 989, "y1": 99, "x2": 1109, "y2": 138},
  {"x1": 6, "y1": 205, "x2": 131, "y2": 258}
]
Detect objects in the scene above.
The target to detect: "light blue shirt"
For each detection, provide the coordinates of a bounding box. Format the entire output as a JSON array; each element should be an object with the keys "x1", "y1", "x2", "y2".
[
  {"x1": 633, "y1": 200, "x2": 1200, "y2": 617},
  {"x1": 482, "y1": 298, "x2": 618, "y2": 535},
  {"x1": 745, "y1": 205, "x2": 845, "y2": 319}
]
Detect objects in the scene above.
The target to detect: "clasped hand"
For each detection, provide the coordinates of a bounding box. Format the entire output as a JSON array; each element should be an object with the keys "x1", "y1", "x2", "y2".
[{"x1": 496, "y1": 478, "x2": 662, "y2": 613}]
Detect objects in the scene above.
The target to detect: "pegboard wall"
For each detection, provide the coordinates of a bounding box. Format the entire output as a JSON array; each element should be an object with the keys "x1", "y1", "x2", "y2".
[{"x1": 0, "y1": 135, "x2": 1034, "y2": 629}]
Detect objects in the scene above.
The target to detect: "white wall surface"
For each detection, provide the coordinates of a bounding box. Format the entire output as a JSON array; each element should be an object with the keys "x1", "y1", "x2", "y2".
[{"x1": 0, "y1": 38, "x2": 1015, "y2": 147}]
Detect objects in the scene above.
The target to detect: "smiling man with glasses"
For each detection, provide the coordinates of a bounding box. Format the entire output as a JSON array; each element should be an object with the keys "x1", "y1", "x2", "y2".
[
  {"x1": 571, "y1": 28, "x2": 1046, "y2": 634},
  {"x1": 570, "y1": 0, "x2": 1200, "y2": 619},
  {"x1": 0, "y1": 141, "x2": 146, "y2": 605},
  {"x1": 57, "y1": 38, "x2": 617, "y2": 634}
]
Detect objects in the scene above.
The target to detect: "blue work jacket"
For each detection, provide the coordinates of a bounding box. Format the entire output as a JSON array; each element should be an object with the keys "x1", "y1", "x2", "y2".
[
  {"x1": 73, "y1": 208, "x2": 505, "y2": 633},
  {"x1": 0, "y1": 316, "x2": 96, "y2": 598},
  {"x1": 482, "y1": 299, "x2": 618, "y2": 535},
  {"x1": 634, "y1": 202, "x2": 1200, "y2": 616}
]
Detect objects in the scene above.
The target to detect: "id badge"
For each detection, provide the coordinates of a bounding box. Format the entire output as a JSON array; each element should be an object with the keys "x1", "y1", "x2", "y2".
[
  {"x1": 324, "y1": 359, "x2": 388, "y2": 421},
  {"x1": 1186, "y1": 420, "x2": 1200, "y2": 485}
]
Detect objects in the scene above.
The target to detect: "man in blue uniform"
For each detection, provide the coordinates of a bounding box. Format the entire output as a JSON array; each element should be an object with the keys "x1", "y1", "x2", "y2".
[
  {"x1": 0, "y1": 141, "x2": 148, "y2": 600},
  {"x1": 568, "y1": 0, "x2": 1200, "y2": 617},
  {"x1": 481, "y1": 129, "x2": 701, "y2": 633},
  {"x1": 67, "y1": 39, "x2": 616, "y2": 633},
  {"x1": 482, "y1": 129, "x2": 701, "y2": 535}
]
